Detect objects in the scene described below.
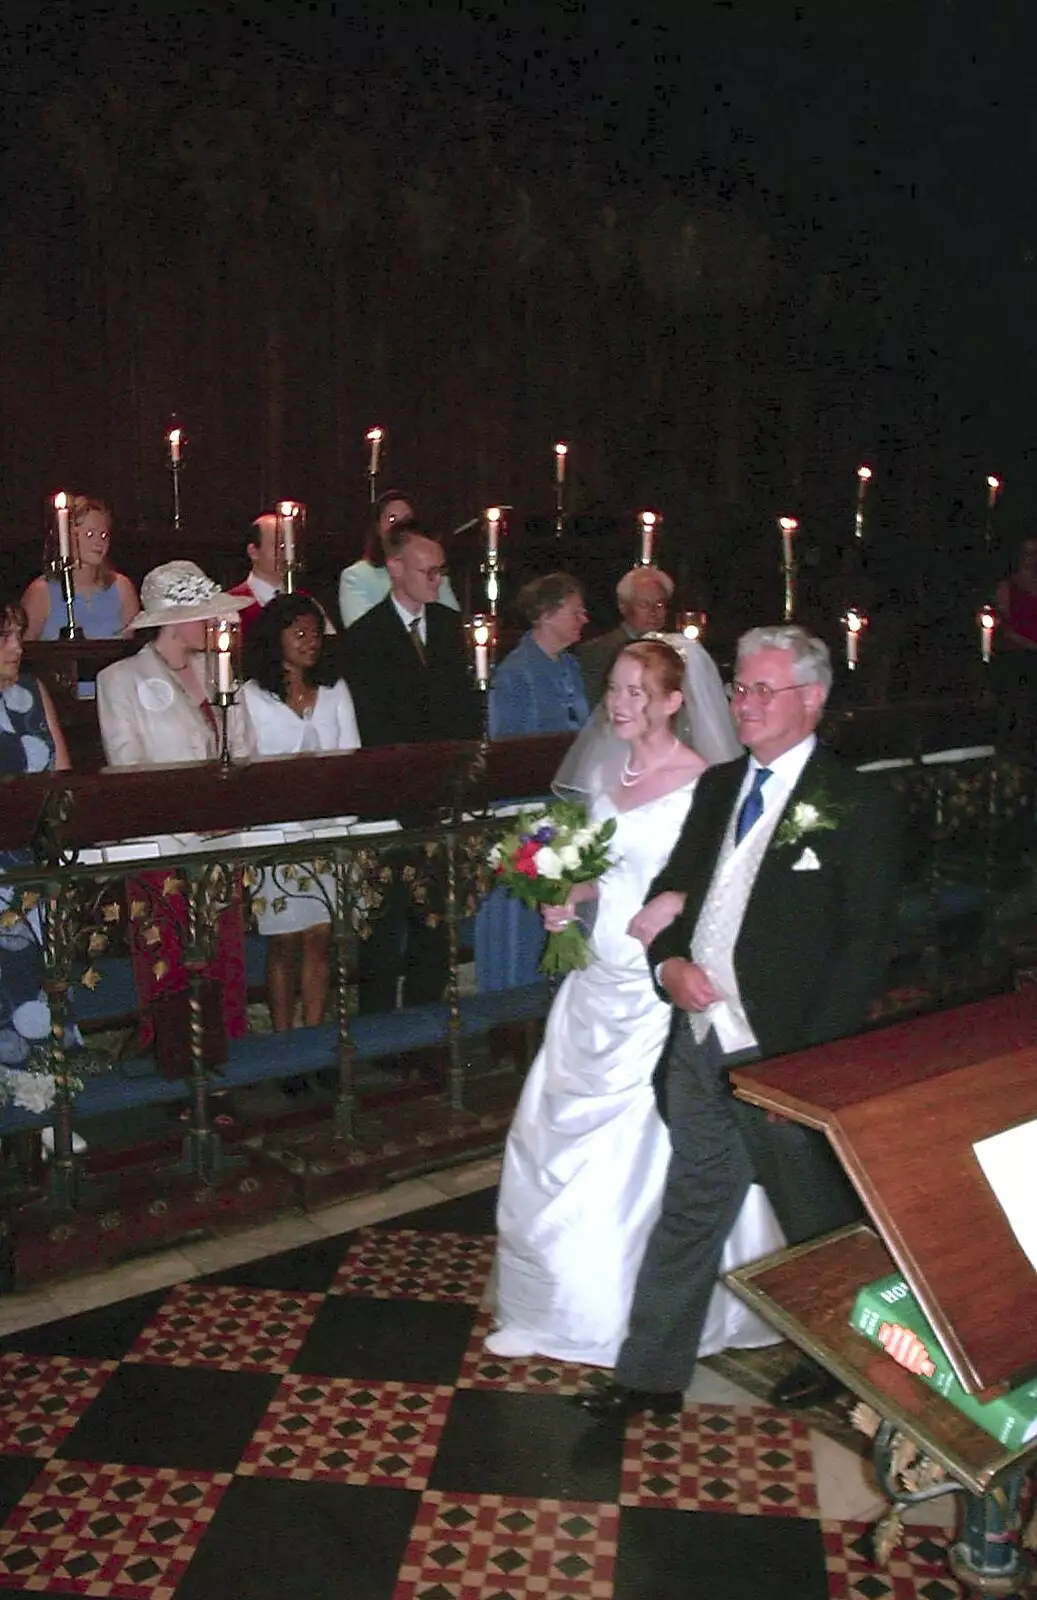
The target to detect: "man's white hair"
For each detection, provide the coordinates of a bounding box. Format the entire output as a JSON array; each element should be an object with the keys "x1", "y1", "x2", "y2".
[
  {"x1": 736, "y1": 624, "x2": 833, "y2": 697},
  {"x1": 615, "y1": 566, "x2": 675, "y2": 608}
]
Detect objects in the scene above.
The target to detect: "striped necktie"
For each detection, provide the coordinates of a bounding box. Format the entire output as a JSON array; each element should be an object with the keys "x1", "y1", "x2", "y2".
[{"x1": 408, "y1": 616, "x2": 426, "y2": 666}]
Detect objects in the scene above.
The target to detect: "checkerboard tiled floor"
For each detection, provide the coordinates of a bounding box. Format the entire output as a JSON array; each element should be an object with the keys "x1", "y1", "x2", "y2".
[{"x1": 0, "y1": 1186, "x2": 971, "y2": 1598}]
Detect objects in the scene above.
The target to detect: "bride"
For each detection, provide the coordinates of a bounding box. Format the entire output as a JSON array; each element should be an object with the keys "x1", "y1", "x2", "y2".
[{"x1": 487, "y1": 636, "x2": 784, "y2": 1367}]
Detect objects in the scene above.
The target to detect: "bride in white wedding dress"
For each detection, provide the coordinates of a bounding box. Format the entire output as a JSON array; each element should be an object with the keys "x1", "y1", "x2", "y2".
[{"x1": 487, "y1": 637, "x2": 784, "y2": 1367}]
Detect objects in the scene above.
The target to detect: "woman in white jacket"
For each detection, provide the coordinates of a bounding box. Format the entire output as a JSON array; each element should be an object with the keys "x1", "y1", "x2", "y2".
[{"x1": 96, "y1": 562, "x2": 255, "y2": 1052}]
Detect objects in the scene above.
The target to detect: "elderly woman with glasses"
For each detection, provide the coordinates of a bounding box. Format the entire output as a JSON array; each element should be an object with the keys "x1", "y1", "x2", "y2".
[
  {"x1": 488, "y1": 572, "x2": 590, "y2": 738},
  {"x1": 22, "y1": 496, "x2": 140, "y2": 639}
]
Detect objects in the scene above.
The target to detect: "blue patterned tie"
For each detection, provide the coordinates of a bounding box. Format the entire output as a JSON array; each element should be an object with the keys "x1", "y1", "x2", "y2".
[{"x1": 735, "y1": 766, "x2": 772, "y2": 845}]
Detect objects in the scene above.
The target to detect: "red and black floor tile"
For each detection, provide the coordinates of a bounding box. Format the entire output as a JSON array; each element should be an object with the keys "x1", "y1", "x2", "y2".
[{"x1": 0, "y1": 1186, "x2": 967, "y2": 1598}]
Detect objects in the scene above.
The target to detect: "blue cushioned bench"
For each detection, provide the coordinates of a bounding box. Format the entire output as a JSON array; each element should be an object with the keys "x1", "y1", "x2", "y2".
[{"x1": 0, "y1": 980, "x2": 551, "y2": 1135}]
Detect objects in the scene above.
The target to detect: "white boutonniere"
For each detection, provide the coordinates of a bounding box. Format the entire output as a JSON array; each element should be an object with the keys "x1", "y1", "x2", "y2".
[{"x1": 773, "y1": 792, "x2": 849, "y2": 851}]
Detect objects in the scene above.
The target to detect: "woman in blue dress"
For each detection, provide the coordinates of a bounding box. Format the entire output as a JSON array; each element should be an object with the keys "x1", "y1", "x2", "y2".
[
  {"x1": 477, "y1": 574, "x2": 591, "y2": 991},
  {"x1": 22, "y1": 495, "x2": 140, "y2": 640},
  {"x1": 0, "y1": 568, "x2": 72, "y2": 1112}
]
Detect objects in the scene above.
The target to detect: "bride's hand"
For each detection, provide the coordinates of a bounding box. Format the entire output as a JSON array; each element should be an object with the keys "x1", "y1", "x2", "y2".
[
  {"x1": 627, "y1": 890, "x2": 686, "y2": 946},
  {"x1": 543, "y1": 900, "x2": 577, "y2": 932}
]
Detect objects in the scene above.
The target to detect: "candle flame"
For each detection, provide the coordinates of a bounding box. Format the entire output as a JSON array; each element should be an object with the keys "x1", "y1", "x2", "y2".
[
  {"x1": 486, "y1": 506, "x2": 502, "y2": 523},
  {"x1": 978, "y1": 605, "x2": 997, "y2": 631},
  {"x1": 778, "y1": 516, "x2": 799, "y2": 533},
  {"x1": 167, "y1": 427, "x2": 182, "y2": 446},
  {"x1": 554, "y1": 442, "x2": 568, "y2": 458},
  {"x1": 218, "y1": 629, "x2": 231, "y2": 652},
  {"x1": 472, "y1": 616, "x2": 491, "y2": 647},
  {"x1": 986, "y1": 475, "x2": 1001, "y2": 491},
  {"x1": 53, "y1": 491, "x2": 68, "y2": 511},
  {"x1": 857, "y1": 465, "x2": 872, "y2": 481},
  {"x1": 278, "y1": 500, "x2": 299, "y2": 519},
  {"x1": 845, "y1": 608, "x2": 865, "y2": 634},
  {"x1": 366, "y1": 426, "x2": 384, "y2": 443},
  {"x1": 639, "y1": 510, "x2": 657, "y2": 528}
]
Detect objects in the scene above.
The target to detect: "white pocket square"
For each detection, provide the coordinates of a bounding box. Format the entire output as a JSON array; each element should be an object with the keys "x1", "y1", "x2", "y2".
[{"x1": 791, "y1": 847, "x2": 821, "y2": 872}]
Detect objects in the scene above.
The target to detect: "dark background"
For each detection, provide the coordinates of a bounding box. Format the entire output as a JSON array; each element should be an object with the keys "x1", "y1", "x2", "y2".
[{"x1": 1, "y1": 0, "x2": 1032, "y2": 635}]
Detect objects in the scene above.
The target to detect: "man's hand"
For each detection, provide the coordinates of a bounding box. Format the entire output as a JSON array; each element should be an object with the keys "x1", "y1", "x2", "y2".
[
  {"x1": 627, "y1": 891, "x2": 686, "y2": 947},
  {"x1": 659, "y1": 957, "x2": 720, "y2": 1012}
]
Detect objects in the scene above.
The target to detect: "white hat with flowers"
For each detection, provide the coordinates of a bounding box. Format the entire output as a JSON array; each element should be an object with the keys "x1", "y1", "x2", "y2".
[{"x1": 129, "y1": 560, "x2": 252, "y2": 629}]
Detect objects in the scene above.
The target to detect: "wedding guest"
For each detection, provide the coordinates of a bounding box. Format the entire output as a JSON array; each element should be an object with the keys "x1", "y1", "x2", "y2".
[
  {"x1": 339, "y1": 493, "x2": 459, "y2": 628},
  {"x1": 0, "y1": 564, "x2": 75, "y2": 1107},
  {"x1": 228, "y1": 513, "x2": 334, "y2": 637},
  {"x1": 488, "y1": 573, "x2": 590, "y2": 737},
  {"x1": 96, "y1": 561, "x2": 255, "y2": 1051},
  {"x1": 994, "y1": 535, "x2": 1037, "y2": 700},
  {"x1": 477, "y1": 574, "x2": 590, "y2": 991},
  {"x1": 487, "y1": 638, "x2": 781, "y2": 1364},
  {"x1": 22, "y1": 496, "x2": 140, "y2": 639},
  {"x1": 243, "y1": 594, "x2": 360, "y2": 1033},
  {"x1": 577, "y1": 566, "x2": 674, "y2": 707}
]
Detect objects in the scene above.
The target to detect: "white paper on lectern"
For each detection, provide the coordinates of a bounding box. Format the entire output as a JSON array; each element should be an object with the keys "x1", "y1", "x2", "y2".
[{"x1": 972, "y1": 1117, "x2": 1037, "y2": 1273}]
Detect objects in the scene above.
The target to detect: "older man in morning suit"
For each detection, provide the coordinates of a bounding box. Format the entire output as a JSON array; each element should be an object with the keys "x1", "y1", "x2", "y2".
[
  {"x1": 576, "y1": 624, "x2": 900, "y2": 1419},
  {"x1": 339, "y1": 520, "x2": 480, "y2": 1011}
]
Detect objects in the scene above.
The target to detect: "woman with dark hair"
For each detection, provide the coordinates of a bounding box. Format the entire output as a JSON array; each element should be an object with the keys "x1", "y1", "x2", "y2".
[
  {"x1": 22, "y1": 496, "x2": 140, "y2": 639},
  {"x1": 337, "y1": 492, "x2": 459, "y2": 627},
  {"x1": 0, "y1": 562, "x2": 75, "y2": 1118},
  {"x1": 243, "y1": 594, "x2": 360, "y2": 1032},
  {"x1": 488, "y1": 572, "x2": 590, "y2": 737}
]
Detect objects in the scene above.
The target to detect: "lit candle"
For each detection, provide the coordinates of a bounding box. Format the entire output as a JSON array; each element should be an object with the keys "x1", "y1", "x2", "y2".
[
  {"x1": 554, "y1": 441, "x2": 568, "y2": 484},
  {"x1": 167, "y1": 426, "x2": 183, "y2": 466},
  {"x1": 366, "y1": 426, "x2": 383, "y2": 478},
  {"x1": 855, "y1": 465, "x2": 872, "y2": 541},
  {"x1": 843, "y1": 607, "x2": 865, "y2": 670},
  {"x1": 778, "y1": 516, "x2": 798, "y2": 623},
  {"x1": 217, "y1": 627, "x2": 233, "y2": 694},
  {"x1": 678, "y1": 610, "x2": 706, "y2": 641},
  {"x1": 486, "y1": 505, "x2": 501, "y2": 556},
  {"x1": 53, "y1": 491, "x2": 71, "y2": 562},
  {"x1": 986, "y1": 474, "x2": 1002, "y2": 509},
  {"x1": 977, "y1": 603, "x2": 997, "y2": 663},
  {"x1": 639, "y1": 510, "x2": 657, "y2": 566},
  {"x1": 277, "y1": 500, "x2": 297, "y2": 566},
  {"x1": 779, "y1": 515, "x2": 798, "y2": 570},
  {"x1": 472, "y1": 614, "x2": 491, "y2": 686}
]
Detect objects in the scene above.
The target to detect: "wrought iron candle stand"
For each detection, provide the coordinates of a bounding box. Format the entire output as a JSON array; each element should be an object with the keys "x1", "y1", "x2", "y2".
[
  {"x1": 49, "y1": 493, "x2": 83, "y2": 640},
  {"x1": 366, "y1": 426, "x2": 384, "y2": 506},
  {"x1": 167, "y1": 423, "x2": 184, "y2": 533},
  {"x1": 275, "y1": 499, "x2": 305, "y2": 596},
  {"x1": 205, "y1": 615, "x2": 243, "y2": 769},
  {"x1": 778, "y1": 515, "x2": 799, "y2": 622},
  {"x1": 554, "y1": 442, "x2": 568, "y2": 538}
]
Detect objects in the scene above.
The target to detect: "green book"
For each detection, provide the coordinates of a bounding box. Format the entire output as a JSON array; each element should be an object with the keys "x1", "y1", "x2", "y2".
[{"x1": 849, "y1": 1272, "x2": 1037, "y2": 1448}]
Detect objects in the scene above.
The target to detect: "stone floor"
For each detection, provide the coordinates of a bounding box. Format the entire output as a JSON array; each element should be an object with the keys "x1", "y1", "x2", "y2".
[{"x1": 0, "y1": 1156, "x2": 975, "y2": 1599}]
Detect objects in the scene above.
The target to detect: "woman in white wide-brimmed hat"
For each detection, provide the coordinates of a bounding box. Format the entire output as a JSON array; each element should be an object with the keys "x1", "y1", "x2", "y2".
[
  {"x1": 96, "y1": 561, "x2": 257, "y2": 1056},
  {"x1": 96, "y1": 560, "x2": 255, "y2": 767}
]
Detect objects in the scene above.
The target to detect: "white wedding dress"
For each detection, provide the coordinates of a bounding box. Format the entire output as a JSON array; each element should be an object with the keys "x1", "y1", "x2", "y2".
[{"x1": 492, "y1": 784, "x2": 784, "y2": 1367}]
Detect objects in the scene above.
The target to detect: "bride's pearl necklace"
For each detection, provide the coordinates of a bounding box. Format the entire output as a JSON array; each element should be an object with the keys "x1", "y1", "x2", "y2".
[{"x1": 620, "y1": 736, "x2": 680, "y2": 787}]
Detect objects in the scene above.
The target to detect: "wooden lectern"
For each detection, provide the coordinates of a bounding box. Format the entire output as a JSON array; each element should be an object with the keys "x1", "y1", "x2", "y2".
[{"x1": 726, "y1": 988, "x2": 1037, "y2": 1591}]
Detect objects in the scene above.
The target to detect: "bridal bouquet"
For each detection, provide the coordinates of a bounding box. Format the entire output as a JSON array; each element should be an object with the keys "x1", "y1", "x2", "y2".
[{"x1": 488, "y1": 800, "x2": 617, "y2": 974}]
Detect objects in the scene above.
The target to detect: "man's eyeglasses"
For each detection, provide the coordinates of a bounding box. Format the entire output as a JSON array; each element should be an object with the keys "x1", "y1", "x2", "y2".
[
  {"x1": 415, "y1": 565, "x2": 447, "y2": 581},
  {"x1": 726, "y1": 681, "x2": 804, "y2": 704}
]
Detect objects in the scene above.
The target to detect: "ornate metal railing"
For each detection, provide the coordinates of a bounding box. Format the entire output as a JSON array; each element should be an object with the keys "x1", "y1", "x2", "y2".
[{"x1": 0, "y1": 723, "x2": 1034, "y2": 1215}]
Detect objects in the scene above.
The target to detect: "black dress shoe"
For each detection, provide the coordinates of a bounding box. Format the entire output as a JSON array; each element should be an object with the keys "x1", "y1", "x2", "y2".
[
  {"x1": 572, "y1": 1382, "x2": 684, "y2": 1420},
  {"x1": 769, "y1": 1359, "x2": 844, "y2": 1410}
]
